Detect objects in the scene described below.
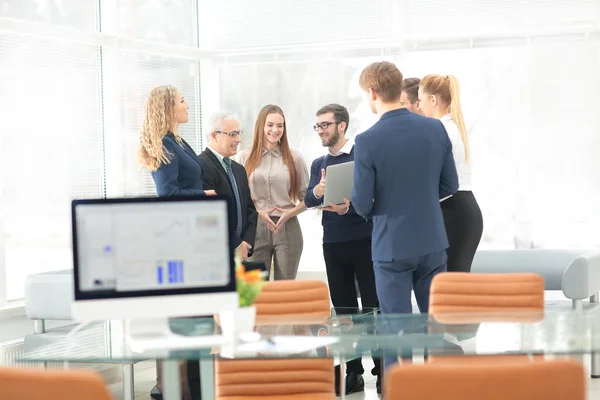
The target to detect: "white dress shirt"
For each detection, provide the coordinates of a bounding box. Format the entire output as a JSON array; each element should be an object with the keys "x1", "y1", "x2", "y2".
[
  {"x1": 440, "y1": 114, "x2": 472, "y2": 191},
  {"x1": 207, "y1": 146, "x2": 227, "y2": 172},
  {"x1": 329, "y1": 138, "x2": 354, "y2": 156}
]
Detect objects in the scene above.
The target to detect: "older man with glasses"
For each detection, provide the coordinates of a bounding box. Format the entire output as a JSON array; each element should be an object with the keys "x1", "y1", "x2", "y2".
[{"x1": 199, "y1": 111, "x2": 258, "y2": 261}]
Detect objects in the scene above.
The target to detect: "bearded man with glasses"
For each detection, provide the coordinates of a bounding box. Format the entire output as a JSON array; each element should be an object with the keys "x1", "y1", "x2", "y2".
[{"x1": 305, "y1": 103, "x2": 382, "y2": 395}]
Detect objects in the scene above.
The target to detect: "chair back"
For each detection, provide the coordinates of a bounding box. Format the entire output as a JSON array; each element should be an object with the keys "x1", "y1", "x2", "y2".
[
  {"x1": 429, "y1": 272, "x2": 544, "y2": 315},
  {"x1": 254, "y1": 280, "x2": 331, "y2": 322},
  {"x1": 0, "y1": 368, "x2": 112, "y2": 400},
  {"x1": 385, "y1": 359, "x2": 584, "y2": 400},
  {"x1": 216, "y1": 280, "x2": 334, "y2": 400},
  {"x1": 216, "y1": 358, "x2": 335, "y2": 399},
  {"x1": 427, "y1": 272, "x2": 544, "y2": 364}
]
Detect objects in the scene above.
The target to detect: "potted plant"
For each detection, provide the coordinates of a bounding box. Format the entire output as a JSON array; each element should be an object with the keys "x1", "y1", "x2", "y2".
[
  {"x1": 219, "y1": 256, "x2": 266, "y2": 337},
  {"x1": 236, "y1": 262, "x2": 265, "y2": 308}
]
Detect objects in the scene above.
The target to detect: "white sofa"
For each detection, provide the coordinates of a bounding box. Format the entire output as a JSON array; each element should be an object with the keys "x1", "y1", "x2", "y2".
[
  {"x1": 471, "y1": 249, "x2": 600, "y2": 310},
  {"x1": 24, "y1": 269, "x2": 136, "y2": 400}
]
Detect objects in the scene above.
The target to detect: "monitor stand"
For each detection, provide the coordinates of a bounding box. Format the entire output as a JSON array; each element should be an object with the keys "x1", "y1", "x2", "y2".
[
  {"x1": 124, "y1": 318, "x2": 227, "y2": 353},
  {"x1": 125, "y1": 318, "x2": 173, "y2": 340}
]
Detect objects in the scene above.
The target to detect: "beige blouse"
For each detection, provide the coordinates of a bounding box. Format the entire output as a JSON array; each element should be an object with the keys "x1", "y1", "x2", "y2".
[{"x1": 236, "y1": 146, "x2": 308, "y2": 216}]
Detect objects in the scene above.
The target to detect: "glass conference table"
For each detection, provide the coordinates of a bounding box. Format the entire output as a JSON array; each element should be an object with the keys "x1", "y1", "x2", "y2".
[{"x1": 19, "y1": 307, "x2": 600, "y2": 400}]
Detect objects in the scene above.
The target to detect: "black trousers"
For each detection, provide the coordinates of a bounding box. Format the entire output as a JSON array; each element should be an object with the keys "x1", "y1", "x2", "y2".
[
  {"x1": 441, "y1": 191, "x2": 483, "y2": 273},
  {"x1": 323, "y1": 237, "x2": 381, "y2": 376}
]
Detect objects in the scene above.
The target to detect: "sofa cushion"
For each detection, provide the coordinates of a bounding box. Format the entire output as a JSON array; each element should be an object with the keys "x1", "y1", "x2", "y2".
[
  {"x1": 25, "y1": 269, "x2": 74, "y2": 320},
  {"x1": 471, "y1": 249, "x2": 588, "y2": 291},
  {"x1": 562, "y1": 251, "x2": 600, "y2": 300}
]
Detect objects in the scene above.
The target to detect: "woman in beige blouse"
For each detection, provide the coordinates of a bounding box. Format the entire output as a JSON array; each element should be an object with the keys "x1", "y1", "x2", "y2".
[{"x1": 236, "y1": 104, "x2": 309, "y2": 280}]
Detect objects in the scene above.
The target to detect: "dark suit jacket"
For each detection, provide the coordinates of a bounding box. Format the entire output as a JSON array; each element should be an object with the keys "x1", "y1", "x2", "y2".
[
  {"x1": 351, "y1": 108, "x2": 459, "y2": 262},
  {"x1": 198, "y1": 148, "x2": 258, "y2": 250},
  {"x1": 151, "y1": 132, "x2": 206, "y2": 197}
]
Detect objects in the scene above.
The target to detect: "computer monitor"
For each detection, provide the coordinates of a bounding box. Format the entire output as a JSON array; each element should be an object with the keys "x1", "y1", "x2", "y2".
[{"x1": 70, "y1": 195, "x2": 239, "y2": 322}]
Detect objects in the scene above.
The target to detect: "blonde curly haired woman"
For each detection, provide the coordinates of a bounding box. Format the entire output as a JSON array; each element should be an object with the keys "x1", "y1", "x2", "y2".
[
  {"x1": 138, "y1": 85, "x2": 213, "y2": 400},
  {"x1": 138, "y1": 85, "x2": 215, "y2": 197}
]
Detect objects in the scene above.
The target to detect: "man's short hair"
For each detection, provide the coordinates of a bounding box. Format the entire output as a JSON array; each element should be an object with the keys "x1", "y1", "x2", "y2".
[
  {"x1": 205, "y1": 111, "x2": 237, "y2": 142},
  {"x1": 316, "y1": 103, "x2": 349, "y2": 134},
  {"x1": 359, "y1": 61, "x2": 403, "y2": 103},
  {"x1": 402, "y1": 77, "x2": 421, "y2": 104}
]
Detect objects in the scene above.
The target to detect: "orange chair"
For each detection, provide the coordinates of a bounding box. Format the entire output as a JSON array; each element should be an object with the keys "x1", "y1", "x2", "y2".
[
  {"x1": 215, "y1": 280, "x2": 335, "y2": 400},
  {"x1": 254, "y1": 280, "x2": 332, "y2": 324},
  {"x1": 384, "y1": 359, "x2": 585, "y2": 400},
  {"x1": 428, "y1": 272, "x2": 544, "y2": 363},
  {"x1": 429, "y1": 272, "x2": 545, "y2": 315},
  {"x1": 0, "y1": 367, "x2": 113, "y2": 400}
]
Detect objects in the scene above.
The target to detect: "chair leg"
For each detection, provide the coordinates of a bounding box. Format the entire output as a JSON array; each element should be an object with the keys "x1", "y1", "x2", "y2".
[
  {"x1": 33, "y1": 319, "x2": 46, "y2": 334},
  {"x1": 122, "y1": 364, "x2": 135, "y2": 400},
  {"x1": 592, "y1": 293, "x2": 600, "y2": 378},
  {"x1": 573, "y1": 299, "x2": 583, "y2": 311},
  {"x1": 33, "y1": 320, "x2": 48, "y2": 368}
]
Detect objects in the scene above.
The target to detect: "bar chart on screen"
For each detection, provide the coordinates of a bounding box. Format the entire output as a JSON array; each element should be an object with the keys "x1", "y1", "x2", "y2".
[{"x1": 156, "y1": 260, "x2": 184, "y2": 285}]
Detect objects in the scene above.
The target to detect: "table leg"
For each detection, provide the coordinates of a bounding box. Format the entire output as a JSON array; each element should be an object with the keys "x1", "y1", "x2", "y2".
[
  {"x1": 592, "y1": 353, "x2": 600, "y2": 378},
  {"x1": 339, "y1": 356, "x2": 346, "y2": 400},
  {"x1": 122, "y1": 364, "x2": 135, "y2": 400},
  {"x1": 200, "y1": 358, "x2": 215, "y2": 399},
  {"x1": 162, "y1": 360, "x2": 181, "y2": 400}
]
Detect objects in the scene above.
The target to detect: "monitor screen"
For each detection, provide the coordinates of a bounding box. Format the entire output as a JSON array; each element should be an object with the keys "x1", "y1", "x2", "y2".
[{"x1": 72, "y1": 196, "x2": 235, "y2": 300}]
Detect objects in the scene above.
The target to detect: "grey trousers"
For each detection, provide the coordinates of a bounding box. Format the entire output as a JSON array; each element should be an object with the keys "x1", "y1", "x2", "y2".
[{"x1": 247, "y1": 215, "x2": 303, "y2": 280}]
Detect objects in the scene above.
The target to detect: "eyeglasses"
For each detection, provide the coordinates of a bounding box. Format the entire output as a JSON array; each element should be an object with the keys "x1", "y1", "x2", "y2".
[
  {"x1": 313, "y1": 121, "x2": 339, "y2": 131},
  {"x1": 215, "y1": 130, "x2": 242, "y2": 137}
]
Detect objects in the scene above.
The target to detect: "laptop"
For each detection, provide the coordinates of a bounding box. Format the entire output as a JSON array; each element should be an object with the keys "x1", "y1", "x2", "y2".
[{"x1": 323, "y1": 161, "x2": 355, "y2": 206}]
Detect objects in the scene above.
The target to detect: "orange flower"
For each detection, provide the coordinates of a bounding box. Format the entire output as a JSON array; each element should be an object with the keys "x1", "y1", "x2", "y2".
[
  {"x1": 236, "y1": 265, "x2": 246, "y2": 278},
  {"x1": 244, "y1": 270, "x2": 261, "y2": 283}
]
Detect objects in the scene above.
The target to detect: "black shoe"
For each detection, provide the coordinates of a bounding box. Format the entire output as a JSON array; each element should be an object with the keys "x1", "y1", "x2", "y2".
[
  {"x1": 376, "y1": 375, "x2": 381, "y2": 394},
  {"x1": 335, "y1": 372, "x2": 365, "y2": 396},
  {"x1": 150, "y1": 385, "x2": 162, "y2": 400}
]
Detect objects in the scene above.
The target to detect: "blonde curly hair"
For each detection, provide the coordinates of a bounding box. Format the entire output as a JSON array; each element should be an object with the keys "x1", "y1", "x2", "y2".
[{"x1": 138, "y1": 85, "x2": 183, "y2": 171}]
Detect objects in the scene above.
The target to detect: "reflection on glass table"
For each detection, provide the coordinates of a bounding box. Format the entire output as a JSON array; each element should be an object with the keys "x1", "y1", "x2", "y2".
[
  {"x1": 18, "y1": 308, "x2": 600, "y2": 364},
  {"x1": 18, "y1": 307, "x2": 378, "y2": 364}
]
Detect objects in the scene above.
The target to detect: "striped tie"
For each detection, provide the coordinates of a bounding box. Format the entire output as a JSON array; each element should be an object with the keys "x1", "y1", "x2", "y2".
[{"x1": 223, "y1": 158, "x2": 242, "y2": 236}]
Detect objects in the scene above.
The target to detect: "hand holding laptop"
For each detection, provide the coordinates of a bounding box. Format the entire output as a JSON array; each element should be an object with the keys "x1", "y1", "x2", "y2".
[{"x1": 319, "y1": 198, "x2": 350, "y2": 215}]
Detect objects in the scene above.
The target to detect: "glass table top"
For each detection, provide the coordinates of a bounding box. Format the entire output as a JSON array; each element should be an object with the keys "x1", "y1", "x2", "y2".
[{"x1": 18, "y1": 307, "x2": 600, "y2": 363}]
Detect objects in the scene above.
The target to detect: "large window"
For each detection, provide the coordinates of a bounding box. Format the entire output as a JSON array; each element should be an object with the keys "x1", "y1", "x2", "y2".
[
  {"x1": 0, "y1": 0, "x2": 203, "y2": 302},
  {"x1": 209, "y1": 2, "x2": 600, "y2": 273},
  {"x1": 1, "y1": 0, "x2": 599, "y2": 303},
  {"x1": 0, "y1": 31, "x2": 103, "y2": 300}
]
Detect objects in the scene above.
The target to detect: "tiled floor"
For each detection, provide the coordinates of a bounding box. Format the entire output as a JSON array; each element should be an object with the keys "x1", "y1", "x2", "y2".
[{"x1": 109, "y1": 355, "x2": 600, "y2": 399}]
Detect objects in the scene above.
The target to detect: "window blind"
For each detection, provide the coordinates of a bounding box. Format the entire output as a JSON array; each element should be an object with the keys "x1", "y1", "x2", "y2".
[
  {"x1": 0, "y1": 0, "x2": 98, "y2": 30},
  {"x1": 199, "y1": 0, "x2": 395, "y2": 52},
  {"x1": 396, "y1": 0, "x2": 600, "y2": 41},
  {"x1": 116, "y1": 0, "x2": 196, "y2": 46},
  {"x1": 0, "y1": 31, "x2": 104, "y2": 299},
  {"x1": 200, "y1": 0, "x2": 599, "y2": 55}
]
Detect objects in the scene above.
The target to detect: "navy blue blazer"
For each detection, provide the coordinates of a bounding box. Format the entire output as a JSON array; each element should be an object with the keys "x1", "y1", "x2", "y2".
[
  {"x1": 151, "y1": 132, "x2": 206, "y2": 197},
  {"x1": 351, "y1": 108, "x2": 459, "y2": 262}
]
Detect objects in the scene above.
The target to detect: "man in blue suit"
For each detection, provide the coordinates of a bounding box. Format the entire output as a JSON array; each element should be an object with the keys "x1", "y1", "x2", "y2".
[{"x1": 351, "y1": 61, "x2": 459, "y2": 317}]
